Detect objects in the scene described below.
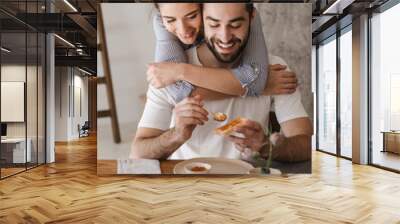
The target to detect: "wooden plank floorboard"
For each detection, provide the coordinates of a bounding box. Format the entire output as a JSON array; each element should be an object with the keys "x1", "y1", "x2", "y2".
[{"x1": 0, "y1": 135, "x2": 399, "y2": 223}]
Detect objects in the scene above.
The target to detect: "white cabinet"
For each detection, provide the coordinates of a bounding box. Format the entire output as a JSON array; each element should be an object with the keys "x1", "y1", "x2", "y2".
[{"x1": 1, "y1": 138, "x2": 32, "y2": 163}]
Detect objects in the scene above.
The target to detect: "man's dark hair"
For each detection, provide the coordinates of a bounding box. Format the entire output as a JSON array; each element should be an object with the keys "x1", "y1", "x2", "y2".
[
  {"x1": 155, "y1": 3, "x2": 253, "y2": 14},
  {"x1": 245, "y1": 3, "x2": 254, "y2": 15}
]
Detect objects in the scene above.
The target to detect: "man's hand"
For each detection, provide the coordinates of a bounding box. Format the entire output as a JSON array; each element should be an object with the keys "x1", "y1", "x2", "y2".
[
  {"x1": 131, "y1": 95, "x2": 207, "y2": 160},
  {"x1": 173, "y1": 95, "x2": 208, "y2": 143},
  {"x1": 263, "y1": 64, "x2": 298, "y2": 95},
  {"x1": 147, "y1": 62, "x2": 185, "y2": 88},
  {"x1": 226, "y1": 119, "x2": 267, "y2": 153}
]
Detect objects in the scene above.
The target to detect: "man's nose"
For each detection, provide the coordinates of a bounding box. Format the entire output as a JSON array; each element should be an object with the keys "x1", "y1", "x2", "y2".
[
  {"x1": 177, "y1": 20, "x2": 190, "y2": 35},
  {"x1": 217, "y1": 27, "x2": 232, "y2": 43}
]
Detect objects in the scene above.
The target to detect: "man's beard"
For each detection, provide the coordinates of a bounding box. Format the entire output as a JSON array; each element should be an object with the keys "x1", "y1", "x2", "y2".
[{"x1": 205, "y1": 29, "x2": 250, "y2": 64}]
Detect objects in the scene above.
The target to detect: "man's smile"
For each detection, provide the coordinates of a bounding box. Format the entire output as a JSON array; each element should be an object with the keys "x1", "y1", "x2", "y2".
[{"x1": 215, "y1": 41, "x2": 236, "y2": 54}]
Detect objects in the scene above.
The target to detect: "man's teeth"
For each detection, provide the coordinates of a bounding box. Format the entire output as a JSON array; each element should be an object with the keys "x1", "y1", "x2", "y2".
[
  {"x1": 183, "y1": 32, "x2": 193, "y2": 38},
  {"x1": 217, "y1": 42, "x2": 234, "y2": 49}
]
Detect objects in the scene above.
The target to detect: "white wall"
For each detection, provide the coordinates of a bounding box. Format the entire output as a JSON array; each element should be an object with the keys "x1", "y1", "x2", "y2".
[
  {"x1": 54, "y1": 67, "x2": 89, "y2": 141},
  {"x1": 55, "y1": 67, "x2": 69, "y2": 141},
  {"x1": 1, "y1": 63, "x2": 46, "y2": 164},
  {"x1": 72, "y1": 74, "x2": 89, "y2": 138},
  {"x1": 1, "y1": 65, "x2": 27, "y2": 141},
  {"x1": 1, "y1": 65, "x2": 35, "y2": 137},
  {"x1": 1, "y1": 65, "x2": 26, "y2": 81}
]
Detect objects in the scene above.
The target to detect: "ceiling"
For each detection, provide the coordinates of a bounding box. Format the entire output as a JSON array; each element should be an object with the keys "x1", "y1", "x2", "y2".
[
  {"x1": 0, "y1": 0, "x2": 97, "y2": 73},
  {"x1": 311, "y1": 0, "x2": 390, "y2": 43}
]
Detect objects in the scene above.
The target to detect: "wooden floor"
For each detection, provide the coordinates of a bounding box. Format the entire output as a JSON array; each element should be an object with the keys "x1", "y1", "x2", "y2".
[
  {"x1": 1, "y1": 163, "x2": 46, "y2": 178},
  {"x1": 1, "y1": 167, "x2": 26, "y2": 178},
  {"x1": 372, "y1": 151, "x2": 400, "y2": 171},
  {"x1": 0, "y1": 135, "x2": 400, "y2": 223}
]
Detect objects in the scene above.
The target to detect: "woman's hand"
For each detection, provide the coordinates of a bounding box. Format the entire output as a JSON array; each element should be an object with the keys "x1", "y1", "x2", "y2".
[
  {"x1": 263, "y1": 64, "x2": 298, "y2": 95},
  {"x1": 147, "y1": 62, "x2": 185, "y2": 88}
]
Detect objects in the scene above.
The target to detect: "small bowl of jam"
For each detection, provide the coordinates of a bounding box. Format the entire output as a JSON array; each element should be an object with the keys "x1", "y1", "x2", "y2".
[{"x1": 184, "y1": 162, "x2": 212, "y2": 174}]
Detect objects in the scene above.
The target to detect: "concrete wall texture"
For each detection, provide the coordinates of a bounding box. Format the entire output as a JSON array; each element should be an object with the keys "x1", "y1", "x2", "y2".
[{"x1": 256, "y1": 3, "x2": 313, "y2": 121}]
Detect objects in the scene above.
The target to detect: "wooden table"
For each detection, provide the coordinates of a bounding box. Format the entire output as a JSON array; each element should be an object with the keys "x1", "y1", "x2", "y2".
[
  {"x1": 97, "y1": 160, "x2": 182, "y2": 175},
  {"x1": 97, "y1": 159, "x2": 311, "y2": 176},
  {"x1": 381, "y1": 131, "x2": 400, "y2": 154}
]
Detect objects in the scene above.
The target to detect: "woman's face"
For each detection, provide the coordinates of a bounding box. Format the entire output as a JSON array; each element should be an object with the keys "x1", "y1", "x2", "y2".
[{"x1": 158, "y1": 3, "x2": 202, "y2": 45}]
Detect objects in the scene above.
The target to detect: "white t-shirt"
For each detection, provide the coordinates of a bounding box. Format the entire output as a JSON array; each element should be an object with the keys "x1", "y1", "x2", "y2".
[{"x1": 138, "y1": 47, "x2": 308, "y2": 160}]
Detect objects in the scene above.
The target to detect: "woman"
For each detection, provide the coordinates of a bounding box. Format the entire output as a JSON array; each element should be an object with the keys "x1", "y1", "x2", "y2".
[{"x1": 148, "y1": 3, "x2": 297, "y2": 102}]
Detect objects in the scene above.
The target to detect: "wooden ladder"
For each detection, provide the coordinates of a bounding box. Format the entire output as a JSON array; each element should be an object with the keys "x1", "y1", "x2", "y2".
[{"x1": 97, "y1": 5, "x2": 121, "y2": 143}]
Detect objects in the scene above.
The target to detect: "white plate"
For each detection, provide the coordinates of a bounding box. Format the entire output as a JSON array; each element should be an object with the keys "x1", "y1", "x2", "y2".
[{"x1": 174, "y1": 158, "x2": 254, "y2": 174}]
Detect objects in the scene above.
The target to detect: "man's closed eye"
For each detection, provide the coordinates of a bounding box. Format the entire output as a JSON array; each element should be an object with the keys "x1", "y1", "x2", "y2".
[
  {"x1": 229, "y1": 22, "x2": 242, "y2": 29},
  {"x1": 208, "y1": 23, "x2": 219, "y2": 28},
  {"x1": 187, "y1": 14, "x2": 198, "y2": 20}
]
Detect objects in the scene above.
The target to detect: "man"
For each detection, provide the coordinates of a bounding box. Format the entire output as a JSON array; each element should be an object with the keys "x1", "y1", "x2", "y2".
[{"x1": 130, "y1": 3, "x2": 312, "y2": 162}]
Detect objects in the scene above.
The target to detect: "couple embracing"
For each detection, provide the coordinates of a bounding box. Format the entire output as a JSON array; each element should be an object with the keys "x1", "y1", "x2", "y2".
[{"x1": 130, "y1": 3, "x2": 312, "y2": 163}]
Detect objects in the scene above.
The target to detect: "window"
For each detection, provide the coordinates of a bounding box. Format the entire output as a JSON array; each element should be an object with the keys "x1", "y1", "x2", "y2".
[
  {"x1": 0, "y1": 1, "x2": 47, "y2": 179},
  {"x1": 339, "y1": 27, "x2": 352, "y2": 158},
  {"x1": 317, "y1": 36, "x2": 337, "y2": 154},
  {"x1": 370, "y1": 2, "x2": 400, "y2": 171}
]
